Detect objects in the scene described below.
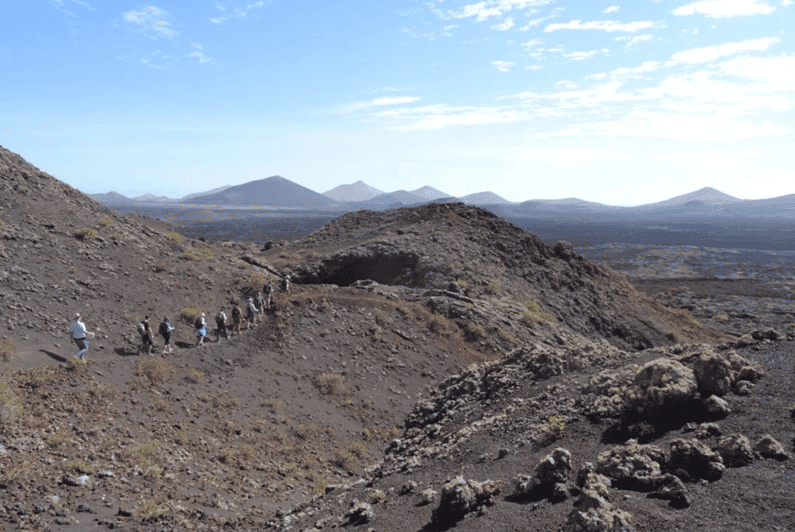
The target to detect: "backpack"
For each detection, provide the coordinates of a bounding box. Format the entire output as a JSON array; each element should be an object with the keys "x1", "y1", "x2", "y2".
[
  {"x1": 215, "y1": 313, "x2": 224, "y2": 326},
  {"x1": 137, "y1": 323, "x2": 146, "y2": 337},
  {"x1": 159, "y1": 321, "x2": 169, "y2": 336},
  {"x1": 194, "y1": 317, "x2": 203, "y2": 329}
]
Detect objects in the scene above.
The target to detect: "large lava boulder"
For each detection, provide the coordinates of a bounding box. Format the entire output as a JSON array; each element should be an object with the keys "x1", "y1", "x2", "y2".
[{"x1": 623, "y1": 359, "x2": 698, "y2": 417}]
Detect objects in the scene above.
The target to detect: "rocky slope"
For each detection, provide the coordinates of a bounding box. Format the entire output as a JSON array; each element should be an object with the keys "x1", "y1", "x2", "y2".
[{"x1": 2, "y1": 145, "x2": 790, "y2": 531}]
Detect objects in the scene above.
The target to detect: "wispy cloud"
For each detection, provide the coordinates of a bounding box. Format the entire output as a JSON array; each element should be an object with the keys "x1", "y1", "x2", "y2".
[
  {"x1": 428, "y1": 0, "x2": 556, "y2": 22},
  {"x1": 209, "y1": 1, "x2": 268, "y2": 24},
  {"x1": 189, "y1": 43, "x2": 211, "y2": 64},
  {"x1": 545, "y1": 19, "x2": 660, "y2": 33},
  {"x1": 492, "y1": 60, "x2": 515, "y2": 71},
  {"x1": 669, "y1": 37, "x2": 780, "y2": 64},
  {"x1": 783, "y1": 0, "x2": 794, "y2": 6},
  {"x1": 616, "y1": 34, "x2": 653, "y2": 47},
  {"x1": 123, "y1": 5, "x2": 177, "y2": 39},
  {"x1": 518, "y1": 7, "x2": 564, "y2": 30},
  {"x1": 491, "y1": 17, "x2": 515, "y2": 30},
  {"x1": 602, "y1": 5, "x2": 621, "y2": 14},
  {"x1": 673, "y1": 0, "x2": 777, "y2": 18},
  {"x1": 564, "y1": 49, "x2": 609, "y2": 61},
  {"x1": 337, "y1": 96, "x2": 422, "y2": 113}
]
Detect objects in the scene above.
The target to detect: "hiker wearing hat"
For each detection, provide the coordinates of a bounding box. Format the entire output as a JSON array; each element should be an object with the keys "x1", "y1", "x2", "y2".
[
  {"x1": 137, "y1": 316, "x2": 155, "y2": 355},
  {"x1": 194, "y1": 313, "x2": 207, "y2": 347},
  {"x1": 69, "y1": 313, "x2": 95, "y2": 361},
  {"x1": 231, "y1": 301, "x2": 243, "y2": 336},
  {"x1": 215, "y1": 309, "x2": 229, "y2": 341},
  {"x1": 159, "y1": 317, "x2": 174, "y2": 354},
  {"x1": 245, "y1": 297, "x2": 257, "y2": 329}
]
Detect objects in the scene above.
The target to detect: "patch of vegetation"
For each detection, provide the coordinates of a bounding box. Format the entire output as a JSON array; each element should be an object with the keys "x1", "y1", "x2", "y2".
[
  {"x1": 211, "y1": 392, "x2": 239, "y2": 409},
  {"x1": 68, "y1": 265, "x2": 79, "y2": 275},
  {"x1": 292, "y1": 422, "x2": 318, "y2": 440},
  {"x1": 74, "y1": 227, "x2": 98, "y2": 241},
  {"x1": 154, "y1": 260, "x2": 168, "y2": 272},
  {"x1": 180, "y1": 305, "x2": 205, "y2": 326},
  {"x1": 174, "y1": 430, "x2": 188, "y2": 446},
  {"x1": 523, "y1": 301, "x2": 558, "y2": 324},
  {"x1": 134, "y1": 496, "x2": 168, "y2": 521},
  {"x1": 0, "y1": 339, "x2": 14, "y2": 362},
  {"x1": 67, "y1": 459, "x2": 96, "y2": 475},
  {"x1": 136, "y1": 356, "x2": 175, "y2": 384},
  {"x1": 88, "y1": 381, "x2": 113, "y2": 399},
  {"x1": 484, "y1": 278, "x2": 503, "y2": 297},
  {"x1": 127, "y1": 440, "x2": 163, "y2": 479},
  {"x1": 46, "y1": 429, "x2": 70, "y2": 448},
  {"x1": 428, "y1": 314, "x2": 454, "y2": 335},
  {"x1": 0, "y1": 219, "x2": 4, "y2": 228},
  {"x1": 263, "y1": 397, "x2": 285, "y2": 414},
  {"x1": 313, "y1": 372, "x2": 350, "y2": 397},
  {"x1": 152, "y1": 397, "x2": 172, "y2": 413},
  {"x1": 186, "y1": 367, "x2": 205, "y2": 383},
  {"x1": 234, "y1": 272, "x2": 269, "y2": 297},
  {"x1": 0, "y1": 451, "x2": 29, "y2": 487},
  {"x1": 368, "y1": 489, "x2": 387, "y2": 504},
  {"x1": 541, "y1": 415, "x2": 565, "y2": 442},
  {"x1": 498, "y1": 327, "x2": 520, "y2": 346},
  {"x1": 714, "y1": 314, "x2": 729, "y2": 321},
  {"x1": 331, "y1": 441, "x2": 368, "y2": 471},
  {"x1": 197, "y1": 247, "x2": 215, "y2": 259},
  {"x1": 66, "y1": 357, "x2": 88, "y2": 375},
  {"x1": 165, "y1": 231, "x2": 184, "y2": 244},
  {"x1": 111, "y1": 231, "x2": 124, "y2": 242},
  {"x1": 0, "y1": 376, "x2": 22, "y2": 428},
  {"x1": 463, "y1": 322, "x2": 486, "y2": 342},
  {"x1": 181, "y1": 250, "x2": 201, "y2": 261},
  {"x1": 19, "y1": 366, "x2": 53, "y2": 389},
  {"x1": 99, "y1": 217, "x2": 114, "y2": 228}
]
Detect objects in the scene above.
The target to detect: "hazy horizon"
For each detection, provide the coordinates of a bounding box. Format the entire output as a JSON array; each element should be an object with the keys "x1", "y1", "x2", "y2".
[{"x1": 2, "y1": 1, "x2": 793, "y2": 206}]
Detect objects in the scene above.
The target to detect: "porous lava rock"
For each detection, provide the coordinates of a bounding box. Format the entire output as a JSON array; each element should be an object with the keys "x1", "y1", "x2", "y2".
[
  {"x1": 702, "y1": 395, "x2": 731, "y2": 419},
  {"x1": 623, "y1": 359, "x2": 698, "y2": 416},
  {"x1": 668, "y1": 438, "x2": 724, "y2": 481},
  {"x1": 692, "y1": 352, "x2": 733, "y2": 396},
  {"x1": 753, "y1": 434, "x2": 790, "y2": 461},
  {"x1": 715, "y1": 433, "x2": 754, "y2": 467},
  {"x1": 512, "y1": 447, "x2": 572, "y2": 501},
  {"x1": 596, "y1": 440, "x2": 665, "y2": 491},
  {"x1": 431, "y1": 476, "x2": 499, "y2": 525},
  {"x1": 565, "y1": 463, "x2": 635, "y2": 532}
]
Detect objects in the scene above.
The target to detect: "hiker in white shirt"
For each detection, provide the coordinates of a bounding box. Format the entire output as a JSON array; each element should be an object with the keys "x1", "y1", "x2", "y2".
[{"x1": 69, "y1": 313, "x2": 95, "y2": 360}]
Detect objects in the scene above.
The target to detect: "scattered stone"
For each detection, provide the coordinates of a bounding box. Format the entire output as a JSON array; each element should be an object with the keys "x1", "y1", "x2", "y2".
[
  {"x1": 716, "y1": 433, "x2": 754, "y2": 467},
  {"x1": 695, "y1": 422, "x2": 721, "y2": 440},
  {"x1": 564, "y1": 464, "x2": 634, "y2": 532},
  {"x1": 734, "y1": 380, "x2": 754, "y2": 396},
  {"x1": 648, "y1": 474, "x2": 690, "y2": 509},
  {"x1": 702, "y1": 395, "x2": 731, "y2": 419},
  {"x1": 623, "y1": 359, "x2": 698, "y2": 416},
  {"x1": 431, "y1": 477, "x2": 499, "y2": 524},
  {"x1": 596, "y1": 440, "x2": 665, "y2": 491},
  {"x1": 753, "y1": 434, "x2": 789, "y2": 461},
  {"x1": 60, "y1": 474, "x2": 92, "y2": 488},
  {"x1": 513, "y1": 448, "x2": 572, "y2": 501},
  {"x1": 668, "y1": 438, "x2": 724, "y2": 481},
  {"x1": 345, "y1": 501, "x2": 374, "y2": 525},
  {"x1": 400, "y1": 481, "x2": 418, "y2": 495},
  {"x1": 418, "y1": 489, "x2": 438, "y2": 506},
  {"x1": 692, "y1": 352, "x2": 733, "y2": 396}
]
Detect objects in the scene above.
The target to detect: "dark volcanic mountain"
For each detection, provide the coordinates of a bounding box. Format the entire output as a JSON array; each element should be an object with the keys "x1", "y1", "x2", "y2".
[
  {"x1": 323, "y1": 180, "x2": 384, "y2": 202},
  {"x1": 189, "y1": 175, "x2": 336, "y2": 207}
]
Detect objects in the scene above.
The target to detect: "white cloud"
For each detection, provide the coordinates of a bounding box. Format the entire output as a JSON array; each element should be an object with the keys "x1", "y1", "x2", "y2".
[
  {"x1": 189, "y1": 43, "x2": 211, "y2": 64},
  {"x1": 673, "y1": 0, "x2": 777, "y2": 18},
  {"x1": 339, "y1": 96, "x2": 422, "y2": 113},
  {"x1": 602, "y1": 5, "x2": 621, "y2": 14},
  {"x1": 525, "y1": 65, "x2": 542, "y2": 70},
  {"x1": 626, "y1": 34, "x2": 652, "y2": 46},
  {"x1": 563, "y1": 49, "x2": 605, "y2": 61},
  {"x1": 670, "y1": 37, "x2": 780, "y2": 64},
  {"x1": 443, "y1": 0, "x2": 555, "y2": 22},
  {"x1": 520, "y1": 148, "x2": 629, "y2": 163},
  {"x1": 209, "y1": 1, "x2": 268, "y2": 24},
  {"x1": 783, "y1": 0, "x2": 793, "y2": 6},
  {"x1": 545, "y1": 19, "x2": 660, "y2": 33},
  {"x1": 123, "y1": 5, "x2": 177, "y2": 39},
  {"x1": 492, "y1": 60, "x2": 515, "y2": 71},
  {"x1": 491, "y1": 17, "x2": 515, "y2": 30}
]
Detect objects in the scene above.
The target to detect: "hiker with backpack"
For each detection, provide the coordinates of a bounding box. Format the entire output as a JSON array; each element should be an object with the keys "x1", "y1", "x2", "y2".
[
  {"x1": 245, "y1": 297, "x2": 257, "y2": 329},
  {"x1": 194, "y1": 313, "x2": 207, "y2": 347},
  {"x1": 256, "y1": 293, "x2": 266, "y2": 320},
  {"x1": 263, "y1": 281, "x2": 274, "y2": 310},
  {"x1": 215, "y1": 310, "x2": 229, "y2": 341},
  {"x1": 282, "y1": 274, "x2": 291, "y2": 295},
  {"x1": 137, "y1": 316, "x2": 155, "y2": 356},
  {"x1": 231, "y1": 302, "x2": 243, "y2": 336},
  {"x1": 69, "y1": 313, "x2": 95, "y2": 361},
  {"x1": 159, "y1": 317, "x2": 174, "y2": 354}
]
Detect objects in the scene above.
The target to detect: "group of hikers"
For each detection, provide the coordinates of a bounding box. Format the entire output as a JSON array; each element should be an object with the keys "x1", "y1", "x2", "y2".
[{"x1": 69, "y1": 275, "x2": 291, "y2": 360}]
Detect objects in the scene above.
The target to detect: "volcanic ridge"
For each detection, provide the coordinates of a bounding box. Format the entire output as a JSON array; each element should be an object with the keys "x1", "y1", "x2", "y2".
[{"x1": 0, "y1": 144, "x2": 792, "y2": 532}]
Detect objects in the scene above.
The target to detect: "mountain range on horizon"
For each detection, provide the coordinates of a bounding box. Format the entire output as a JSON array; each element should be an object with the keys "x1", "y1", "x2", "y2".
[{"x1": 88, "y1": 177, "x2": 795, "y2": 219}]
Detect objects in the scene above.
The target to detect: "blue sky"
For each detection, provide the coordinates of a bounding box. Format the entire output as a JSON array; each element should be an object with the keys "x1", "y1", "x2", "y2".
[{"x1": 1, "y1": 0, "x2": 793, "y2": 205}]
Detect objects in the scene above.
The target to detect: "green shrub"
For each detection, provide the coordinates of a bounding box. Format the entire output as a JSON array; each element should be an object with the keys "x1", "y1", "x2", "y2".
[
  {"x1": 186, "y1": 368, "x2": 205, "y2": 383},
  {"x1": 498, "y1": 328, "x2": 520, "y2": 346},
  {"x1": 313, "y1": 373, "x2": 349, "y2": 397},
  {"x1": 134, "y1": 496, "x2": 168, "y2": 521},
  {"x1": 99, "y1": 217, "x2": 114, "y2": 228},
  {"x1": 180, "y1": 305, "x2": 205, "y2": 326},
  {"x1": 165, "y1": 232, "x2": 184, "y2": 244},
  {"x1": 263, "y1": 397, "x2": 285, "y2": 414},
  {"x1": 74, "y1": 227, "x2": 98, "y2": 241},
  {"x1": 484, "y1": 279, "x2": 503, "y2": 297},
  {"x1": 197, "y1": 247, "x2": 215, "y2": 259},
  {"x1": 463, "y1": 323, "x2": 486, "y2": 341},
  {"x1": 428, "y1": 314, "x2": 453, "y2": 334},
  {"x1": 136, "y1": 357, "x2": 175, "y2": 384},
  {"x1": 541, "y1": 415, "x2": 565, "y2": 441},
  {"x1": 181, "y1": 250, "x2": 200, "y2": 261},
  {"x1": 0, "y1": 339, "x2": 14, "y2": 362},
  {"x1": 524, "y1": 301, "x2": 557, "y2": 323}
]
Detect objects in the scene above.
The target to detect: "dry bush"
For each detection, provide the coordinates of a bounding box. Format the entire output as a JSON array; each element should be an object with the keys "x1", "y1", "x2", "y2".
[
  {"x1": 197, "y1": 247, "x2": 215, "y2": 259},
  {"x1": 88, "y1": 381, "x2": 114, "y2": 400},
  {"x1": 154, "y1": 260, "x2": 168, "y2": 273},
  {"x1": 99, "y1": 217, "x2": 114, "y2": 228},
  {"x1": 186, "y1": 368, "x2": 205, "y2": 383},
  {"x1": 180, "y1": 305, "x2": 205, "y2": 326},
  {"x1": 211, "y1": 392, "x2": 239, "y2": 409},
  {"x1": 463, "y1": 322, "x2": 486, "y2": 341},
  {"x1": 136, "y1": 356, "x2": 175, "y2": 384},
  {"x1": 165, "y1": 232, "x2": 184, "y2": 244},
  {"x1": 74, "y1": 227, "x2": 98, "y2": 241},
  {"x1": 235, "y1": 272, "x2": 269, "y2": 298},
  {"x1": 46, "y1": 428, "x2": 70, "y2": 448},
  {"x1": 66, "y1": 358, "x2": 88, "y2": 375},
  {"x1": 292, "y1": 422, "x2": 319, "y2": 440},
  {"x1": 498, "y1": 327, "x2": 520, "y2": 346},
  {"x1": 313, "y1": 372, "x2": 350, "y2": 397},
  {"x1": 428, "y1": 314, "x2": 454, "y2": 335},
  {"x1": 0, "y1": 339, "x2": 14, "y2": 362},
  {"x1": 332, "y1": 441, "x2": 368, "y2": 471},
  {"x1": 181, "y1": 250, "x2": 200, "y2": 261},
  {"x1": 134, "y1": 496, "x2": 168, "y2": 521},
  {"x1": 263, "y1": 397, "x2": 284, "y2": 414},
  {"x1": 483, "y1": 278, "x2": 503, "y2": 297},
  {"x1": 524, "y1": 301, "x2": 557, "y2": 324},
  {"x1": 0, "y1": 376, "x2": 21, "y2": 429}
]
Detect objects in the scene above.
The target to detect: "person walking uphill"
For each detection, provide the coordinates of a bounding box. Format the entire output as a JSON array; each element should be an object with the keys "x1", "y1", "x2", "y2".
[
  {"x1": 195, "y1": 313, "x2": 207, "y2": 347},
  {"x1": 231, "y1": 302, "x2": 243, "y2": 336},
  {"x1": 69, "y1": 313, "x2": 95, "y2": 361},
  {"x1": 159, "y1": 317, "x2": 174, "y2": 354},
  {"x1": 215, "y1": 310, "x2": 228, "y2": 341},
  {"x1": 138, "y1": 316, "x2": 155, "y2": 356}
]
